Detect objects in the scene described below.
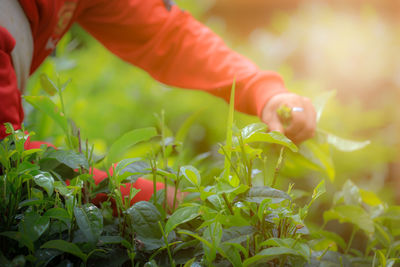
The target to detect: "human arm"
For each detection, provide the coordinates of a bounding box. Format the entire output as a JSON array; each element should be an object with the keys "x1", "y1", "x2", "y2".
[{"x1": 76, "y1": 0, "x2": 315, "y2": 142}]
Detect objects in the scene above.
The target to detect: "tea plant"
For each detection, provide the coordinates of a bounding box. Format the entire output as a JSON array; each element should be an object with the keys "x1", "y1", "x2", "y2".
[{"x1": 1, "y1": 76, "x2": 399, "y2": 266}]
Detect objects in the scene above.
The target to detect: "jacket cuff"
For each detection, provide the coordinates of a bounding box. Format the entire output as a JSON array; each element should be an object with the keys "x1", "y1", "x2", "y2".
[{"x1": 251, "y1": 71, "x2": 289, "y2": 117}]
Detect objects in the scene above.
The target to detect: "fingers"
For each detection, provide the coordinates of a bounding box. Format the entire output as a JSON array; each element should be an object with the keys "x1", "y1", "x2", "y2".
[
  {"x1": 286, "y1": 97, "x2": 316, "y2": 143},
  {"x1": 261, "y1": 93, "x2": 316, "y2": 144},
  {"x1": 263, "y1": 112, "x2": 285, "y2": 133}
]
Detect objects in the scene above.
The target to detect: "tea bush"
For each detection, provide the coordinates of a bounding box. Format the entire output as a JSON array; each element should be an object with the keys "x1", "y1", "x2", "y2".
[{"x1": 2, "y1": 78, "x2": 400, "y2": 266}]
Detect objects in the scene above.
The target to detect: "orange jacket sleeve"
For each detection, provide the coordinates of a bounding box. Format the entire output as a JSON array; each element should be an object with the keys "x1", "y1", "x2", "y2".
[{"x1": 76, "y1": 0, "x2": 287, "y2": 117}]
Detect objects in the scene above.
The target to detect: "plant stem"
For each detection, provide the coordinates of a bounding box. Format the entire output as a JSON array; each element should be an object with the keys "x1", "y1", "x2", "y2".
[
  {"x1": 164, "y1": 176, "x2": 168, "y2": 211},
  {"x1": 222, "y1": 192, "x2": 234, "y2": 215},
  {"x1": 263, "y1": 156, "x2": 268, "y2": 186},
  {"x1": 219, "y1": 144, "x2": 241, "y2": 183},
  {"x1": 151, "y1": 159, "x2": 157, "y2": 205},
  {"x1": 238, "y1": 135, "x2": 251, "y2": 186},
  {"x1": 158, "y1": 221, "x2": 175, "y2": 267},
  {"x1": 172, "y1": 179, "x2": 180, "y2": 212},
  {"x1": 159, "y1": 111, "x2": 168, "y2": 211},
  {"x1": 372, "y1": 251, "x2": 376, "y2": 267},
  {"x1": 271, "y1": 147, "x2": 285, "y2": 188},
  {"x1": 345, "y1": 227, "x2": 357, "y2": 254},
  {"x1": 317, "y1": 244, "x2": 332, "y2": 260}
]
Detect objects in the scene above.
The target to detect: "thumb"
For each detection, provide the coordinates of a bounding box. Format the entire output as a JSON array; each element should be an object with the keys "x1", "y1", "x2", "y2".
[{"x1": 266, "y1": 115, "x2": 284, "y2": 133}]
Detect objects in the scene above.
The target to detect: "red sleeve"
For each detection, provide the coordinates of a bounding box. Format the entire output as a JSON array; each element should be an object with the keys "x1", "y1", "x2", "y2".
[
  {"x1": 76, "y1": 0, "x2": 287, "y2": 116},
  {"x1": 0, "y1": 26, "x2": 24, "y2": 139}
]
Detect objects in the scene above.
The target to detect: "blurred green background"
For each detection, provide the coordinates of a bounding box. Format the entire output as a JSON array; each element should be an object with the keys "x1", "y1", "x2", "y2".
[{"x1": 24, "y1": 0, "x2": 400, "y2": 203}]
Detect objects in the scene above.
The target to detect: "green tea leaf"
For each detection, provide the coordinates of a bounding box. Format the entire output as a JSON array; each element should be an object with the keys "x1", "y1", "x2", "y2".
[
  {"x1": 178, "y1": 230, "x2": 213, "y2": 249},
  {"x1": 377, "y1": 250, "x2": 386, "y2": 267},
  {"x1": 165, "y1": 206, "x2": 200, "y2": 234},
  {"x1": 117, "y1": 160, "x2": 150, "y2": 183},
  {"x1": 381, "y1": 206, "x2": 400, "y2": 221},
  {"x1": 17, "y1": 161, "x2": 40, "y2": 174},
  {"x1": 323, "y1": 205, "x2": 374, "y2": 235},
  {"x1": 34, "y1": 249, "x2": 63, "y2": 267},
  {"x1": 40, "y1": 73, "x2": 58, "y2": 96},
  {"x1": 74, "y1": 204, "x2": 103, "y2": 244},
  {"x1": 183, "y1": 258, "x2": 196, "y2": 267},
  {"x1": 244, "y1": 186, "x2": 291, "y2": 203},
  {"x1": 126, "y1": 201, "x2": 163, "y2": 251},
  {"x1": 45, "y1": 149, "x2": 89, "y2": 170},
  {"x1": 241, "y1": 123, "x2": 267, "y2": 140},
  {"x1": 221, "y1": 226, "x2": 256, "y2": 244},
  {"x1": 374, "y1": 223, "x2": 392, "y2": 248},
  {"x1": 325, "y1": 132, "x2": 370, "y2": 152},
  {"x1": 335, "y1": 180, "x2": 361, "y2": 206},
  {"x1": 114, "y1": 158, "x2": 141, "y2": 175},
  {"x1": 41, "y1": 240, "x2": 87, "y2": 262},
  {"x1": 259, "y1": 238, "x2": 310, "y2": 261},
  {"x1": 243, "y1": 247, "x2": 301, "y2": 267},
  {"x1": 18, "y1": 213, "x2": 50, "y2": 243},
  {"x1": 144, "y1": 260, "x2": 159, "y2": 267},
  {"x1": 44, "y1": 207, "x2": 71, "y2": 225},
  {"x1": 313, "y1": 90, "x2": 336, "y2": 123},
  {"x1": 300, "y1": 140, "x2": 335, "y2": 181},
  {"x1": 107, "y1": 127, "x2": 157, "y2": 165},
  {"x1": 99, "y1": 236, "x2": 132, "y2": 249},
  {"x1": 0, "y1": 231, "x2": 34, "y2": 252},
  {"x1": 309, "y1": 180, "x2": 326, "y2": 208},
  {"x1": 220, "y1": 243, "x2": 243, "y2": 267},
  {"x1": 32, "y1": 170, "x2": 54, "y2": 196},
  {"x1": 24, "y1": 95, "x2": 69, "y2": 134},
  {"x1": 224, "y1": 79, "x2": 235, "y2": 180},
  {"x1": 360, "y1": 189, "x2": 382, "y2": 206},
  {"x1": 18, "y1": 198, "x2": 46, "y2": 208},
  {"x1": 180, "y1": 165, "x2": 201, "y2": 187},
  {"x1": 312, "y1": 230, "x2": 347, "y2": 250},
  {"x1": 244, "y1": 131, "x2": 298, "y2": 152},
  {"x1": 175, "y1": 110, "x2": 202, "y2": 144}
]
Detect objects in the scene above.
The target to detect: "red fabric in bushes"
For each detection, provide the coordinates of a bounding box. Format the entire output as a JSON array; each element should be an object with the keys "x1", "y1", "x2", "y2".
[{"x1": 24, "y1": 139, "x2": 164, "y2": 211}]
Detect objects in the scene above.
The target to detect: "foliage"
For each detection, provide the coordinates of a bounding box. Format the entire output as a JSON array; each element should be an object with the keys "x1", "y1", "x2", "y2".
[{"x1": 2, "y1": 77, "x2": 400, "y2": 267}]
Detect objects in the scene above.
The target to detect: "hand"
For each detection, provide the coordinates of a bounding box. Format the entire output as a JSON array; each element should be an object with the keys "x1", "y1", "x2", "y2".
[{"x1": 261, "y1": 93, "x2": 316, "y2": 144}]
